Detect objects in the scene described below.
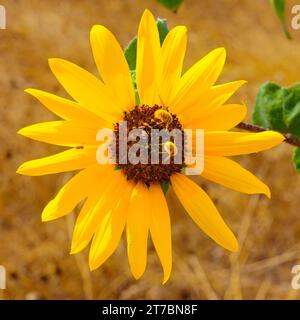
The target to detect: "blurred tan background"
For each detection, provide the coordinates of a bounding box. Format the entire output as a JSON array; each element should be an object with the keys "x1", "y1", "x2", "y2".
[{"x1": 1, "y1": 0, "x2": 300, "y2": 299}]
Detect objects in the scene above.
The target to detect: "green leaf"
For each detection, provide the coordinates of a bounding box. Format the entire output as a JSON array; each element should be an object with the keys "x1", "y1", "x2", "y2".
[
  {"x1": 282, "y1": 84, "x2": 300, "y2": 138},
  {"x1": 270, "y1": 0, "x2": 292, "y2": 39},
  {"x1": 160, "y1": 181, "x2": 171, "y2": 194},
  {"x1": 253, "y1": 82, "x2": 300, "y2": 138},
  {"x1": 293, "y1": 148, "x2": 300, "y2": 173},
  {"x1": 157, "y1": 18, "x2": 169, "y2": 44},
  {"x1": 124, "y1": 40, "x2": 139, "y2": 104},
  {"x1": 253, "y1": 81, "x2": 300, "y2": 174},
  {"x1": 124, "y1": 37, "x2": 137, "y2": 71},
  {"x1": 114, "y1": 165, "x2": 122, "y2": 171},
  {"x1": 157, "y1": 0, "x2": 183, "y2": 12},
  {"x1": 129, "y1": 69, "x2": 140, "y2": 105},
  {"x1": 252, "y1": 82, "x2": 288, "y2": 133}
]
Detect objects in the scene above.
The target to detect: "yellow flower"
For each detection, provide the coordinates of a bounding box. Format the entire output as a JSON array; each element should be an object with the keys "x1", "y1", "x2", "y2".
[{"x1": 17, "y1": 9, "x2": 284, "y2": 283}]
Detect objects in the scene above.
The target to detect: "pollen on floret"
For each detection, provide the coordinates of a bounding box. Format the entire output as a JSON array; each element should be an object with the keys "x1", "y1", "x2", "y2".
[{"x1": 112, "y1": 105, "x2": 185, "y2": 186}]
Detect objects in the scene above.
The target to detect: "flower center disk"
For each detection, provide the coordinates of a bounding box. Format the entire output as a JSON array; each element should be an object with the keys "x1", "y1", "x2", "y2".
[{"x1": 113, "y1": 105, "x2": 185, "y2": 186}]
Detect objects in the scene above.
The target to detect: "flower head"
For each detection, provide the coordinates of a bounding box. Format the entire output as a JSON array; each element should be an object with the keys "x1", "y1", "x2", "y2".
[{"x1": 17, "y1": 9, "x2": 284, "y2": 283}]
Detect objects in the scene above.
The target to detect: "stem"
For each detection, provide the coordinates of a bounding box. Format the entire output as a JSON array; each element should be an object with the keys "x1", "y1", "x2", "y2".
[{"x1": 236, "y1": 122, "x2": 300, "y2": 148}]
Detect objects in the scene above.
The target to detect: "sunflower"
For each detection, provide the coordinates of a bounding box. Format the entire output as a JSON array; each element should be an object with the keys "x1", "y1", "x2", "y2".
[{"x1": 17, "y1": 9, "x2": 284, "y2": 283}]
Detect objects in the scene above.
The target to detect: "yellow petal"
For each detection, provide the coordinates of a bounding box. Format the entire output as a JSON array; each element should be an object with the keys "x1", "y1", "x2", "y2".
[
  {"x1": 177, "y1": 80, "x2": 246, "y2": 121},
  {"x1": 70, "y1": 192, "x2": 104, "y2": 253},
  {"x1": 42, "y1": 165, "x2": 110, "y2": 222},
  {"x1": 126, "y1": 183, "x2": 150, "y2": 280},
  {"x1": 136, "y1": 9, "x2": 161, "y2": 106},
  {"x1": 183, "y1": 103, "x2": 247, "y2": 131},
  {"x1": 48, "y1": 58, "x2": 121, "y2": 122},
  {"x1": 208, "y1": 80, "x2": 247, "y2": 107},
  {"x1": 205, "y1": 131, "x2": 284, "y2": 156},
  {"x1": 160, "y1": 26, "x2": 187, "y2": 107},
  {"x1": 149, "y1": 184, "x2": 172, "y2": 284},
  {"x1": 90, "y1": 25, "x2": 135, "y2": 111},
  {"x1": 89, "y1": 181, "x2": 134, "y2": 270},
  {"x1": 16, "y1": 147, "x2": 97, "y2": 176},
  {"x1": 70, "y1": 169, "x2": 126, "y2": 254},
  {"x1": 18, "y1": 120, "x2": 100, "y2": 147},
  {"x1": 202, "y1": 156, "x2": 270, "y2": 197},
  {"x1": 171, "y1": 173, "x2": 238, "y2": 252},
  {"x1": 171, "y1": 48, "x2": 226, "y2": 114},
  {"x1": 24, "y1": 89, "x2": 109, "y2": 127}
]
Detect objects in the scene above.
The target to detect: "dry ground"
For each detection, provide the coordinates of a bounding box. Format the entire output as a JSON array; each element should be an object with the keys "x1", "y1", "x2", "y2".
[{"x1": 0, "y1": 0, "x2": 300, "y2": 299}]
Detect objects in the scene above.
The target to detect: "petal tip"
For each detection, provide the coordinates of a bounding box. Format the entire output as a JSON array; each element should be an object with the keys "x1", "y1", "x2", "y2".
[
  {"x1": 229, "y1": 239, "x2": 239, "y2": 253},
  {"x1": 70, "y1": 239, "x2": 87, "y2": 255},
  {"x1": 238, "y1": 102, "x2": 248, "y2": 119},
  {"x1": 182, "y1": 26, "x2": 188, "y2": 33},
  {"x1": 41, "y1": 210, "x2": 54, "y2": 222},
  {"x1": 16, "y1": 163, "x2": 27, "y2": 175},
  {"x1": 89, "y1": 260, "x2": 98, "y2": 271},
  {"x1": 24, "y1": 88, "x2": 34, "y2": 95},
  {"x1": 41, "y1": 216, "x2": 51, "y2": 223},
  {"x1": 215, "y1": 47, "x2": 226, "y2": 57},
  {"x1": 140, "y1": 9, "x2": 156, "y2": 26},
  {"x1": 143, "y1": 8, "x2": 153, "y2": 16},
  {"x1": 48, "y1": 58, "x2": 64, "y2": 70},
  {"x1": 264, "y1": 187, "x2": 271, "y2": 199},
  {"x1": 264, "y1": 131, "x2": 285, "y2": 145},
  {"x1": 256, "y1": 179, "x2": 271, "y2": 199},
  {"x1": 90, "y1": 24, "x2": 105, "y2": 37},
  {"x1": 69, "y1": 246, "x2": 78, "y2": 255},
  {"x1": 70, "y1": 240, "x2": 81, "y2": 255},
  {"x1": 129, "y1": 263, "x2": 146, "y2": 280},
  {"x1": 48, "y1": 57, "x2": 57, "y2": 65},
  {"x1": 17, "y1": 127, "x2": 27, "y2": 136},
  {"x1": 131, "y1": 271, "x2": 143, "y2": 281},
  {"x1": 90, "y1": 24, "x2": 99, "y2": 32},
  {"x1": 276, "y1": 132, "x2": 285, "y2": 142},
  {"x1": 175, "y1": 25, "x2": 188, "y2": 34},
  {"x1": 162, "y1": 273, "x2": 171, "y2": 285}
]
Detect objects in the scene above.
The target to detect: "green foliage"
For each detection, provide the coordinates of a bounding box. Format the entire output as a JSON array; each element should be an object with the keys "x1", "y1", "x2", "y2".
[
  {"x1": 293, "y1": 148, "x2": 300, "y2": 173},
  {"x1": 253, "y1": 82, "x2": 300, "y2": 138},
  {"x1": 253, "y1": 82, "x2": 300, "y2": 173},
  {"x1": 282, "y1": 84, "x2": 300, "y2": 138},
  {"x1": 124, "y1": 37, "x2": 137, "y2": 71},
  {"x1": 252, "y1": 82, "x2": 288, "y2": 133},
  {"x1": 157, "y1": 18, "x2": 169, "y2": 44},
  {"x1": 157, "y1": 0, "x2": 183, "y2": 12},
  {"x1": 270, "y1": 0, "x2": 292, "y2": 39},
  {"x1": 160, "y1": 181, "x2": 171, "y2": 194},
  {"x1": 124, "y1": 39, "x2": 138, "y2": 103}
]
